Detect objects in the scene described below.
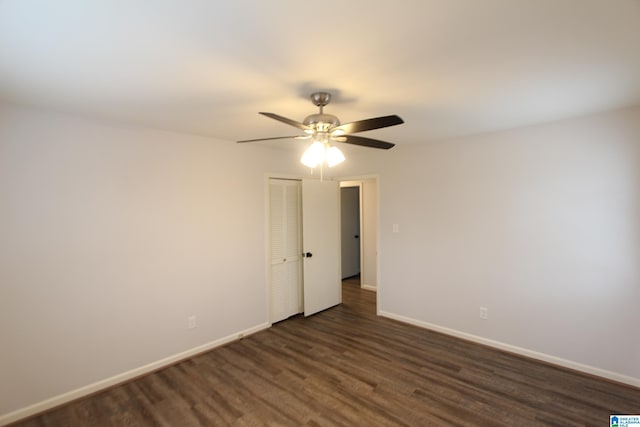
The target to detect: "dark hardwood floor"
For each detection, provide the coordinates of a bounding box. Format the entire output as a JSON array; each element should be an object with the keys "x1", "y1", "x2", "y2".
[{"x1": 12, "y1": 277, "x2": 640, "y2": 426}]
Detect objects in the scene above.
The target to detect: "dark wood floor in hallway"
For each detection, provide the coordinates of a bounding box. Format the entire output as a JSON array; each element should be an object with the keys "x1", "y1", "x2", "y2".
[{"x1": 13, "y1": 277, "x2": 640, "y2": 426}]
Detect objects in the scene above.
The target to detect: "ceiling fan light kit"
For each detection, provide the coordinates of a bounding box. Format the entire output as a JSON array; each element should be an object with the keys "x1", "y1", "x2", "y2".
[
  {"x1": 326, "y1": 146, "x2": 346, "y2": 167},
  {"x1": 300, "y1": 142, "x2": 346, "y2": 168},
  {"x1": 237, "y1": 92, "x2": 404, "y2": 169},
  {"x1": 300, "y1": 141, "x2": 327, "y2": 168}
]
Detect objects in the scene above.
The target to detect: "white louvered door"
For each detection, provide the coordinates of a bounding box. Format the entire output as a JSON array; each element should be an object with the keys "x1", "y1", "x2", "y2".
[{"x1": 269, "y1": 179, "x2": 303, "y2": 323}]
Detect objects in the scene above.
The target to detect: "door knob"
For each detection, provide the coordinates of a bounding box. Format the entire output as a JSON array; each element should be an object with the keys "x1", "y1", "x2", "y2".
[
  {"x1": 354, "y1": 235, "x2": 359, "y2": 238},
  {"x1": 304, "y1": 252, "x2": 313, "y2": 258}
]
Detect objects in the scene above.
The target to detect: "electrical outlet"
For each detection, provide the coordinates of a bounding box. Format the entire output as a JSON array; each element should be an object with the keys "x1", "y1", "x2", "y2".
[
  {"x1": 479, "y1": 307, "x2": 488, "y2": 320},
  {"x1": 188, "y1": 315, "x2": 197, "y2": 329}
]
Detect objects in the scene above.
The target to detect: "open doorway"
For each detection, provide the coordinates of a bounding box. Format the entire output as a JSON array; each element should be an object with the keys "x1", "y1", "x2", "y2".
[
  {"x1": 339, "y1": 178, "x2": 378, "y2": 295},
  {"x1": 341, "y1": 185, "x2": 361, "y2": 280}
]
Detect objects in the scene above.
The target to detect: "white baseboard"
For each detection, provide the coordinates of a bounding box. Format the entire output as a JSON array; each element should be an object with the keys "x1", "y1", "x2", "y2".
[
  {"x1": 361, "y1": 284, "x2": 377, "y2": 292},
  {"x1": 0, "y1": 322, "x2": 270, "y2": 426},
  {"x1": 379, "y1": 311, "x2": 640, "y2": 388}
]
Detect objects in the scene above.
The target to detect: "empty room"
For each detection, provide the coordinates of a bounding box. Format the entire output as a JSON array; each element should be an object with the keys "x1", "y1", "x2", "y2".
[{"x1": 1, "y1": 1, "x2": 639, "y2": 425}]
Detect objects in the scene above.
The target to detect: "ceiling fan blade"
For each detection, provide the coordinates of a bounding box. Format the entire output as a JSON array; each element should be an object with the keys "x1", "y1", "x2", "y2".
[
  {"x1": 341, "y1": 135, "x2": 395, "y2": 150},
  {"x1": 237, "y1": 135, "x2": 305, "y2": 143},
  {"x1": 332, "y1": 114, "x2": 404, "y2": 135},
  {"x1": 259, "y1": 112, "x2": 311, "y2": 131}
]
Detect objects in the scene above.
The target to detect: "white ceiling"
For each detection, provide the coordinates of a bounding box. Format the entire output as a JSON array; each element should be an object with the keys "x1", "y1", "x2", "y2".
[{"x1": 1, "y1": 0, "x2": 640, "y2": 146}]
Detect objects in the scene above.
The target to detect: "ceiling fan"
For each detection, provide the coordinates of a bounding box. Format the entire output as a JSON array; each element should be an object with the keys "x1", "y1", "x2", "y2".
[{"x1": 237, "y1": 92, "x2": 404, "y2": 167}]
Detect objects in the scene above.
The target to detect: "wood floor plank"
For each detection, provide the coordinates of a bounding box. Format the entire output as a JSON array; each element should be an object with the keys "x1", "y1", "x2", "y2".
[{"x1": 10, "y1": 276, "x2": 640, "y2": 426}]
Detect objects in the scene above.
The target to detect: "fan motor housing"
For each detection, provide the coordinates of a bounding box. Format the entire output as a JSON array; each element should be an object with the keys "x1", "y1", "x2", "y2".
[{"x1": 303, "y1": 113, "x2": 340, "y2": 130}]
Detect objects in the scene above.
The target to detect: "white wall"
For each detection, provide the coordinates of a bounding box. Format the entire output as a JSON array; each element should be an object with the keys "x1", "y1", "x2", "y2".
[
  {"x1": 0, "y1": 105, "x2": 302, "y2": 421},
  {"x1": 378, "y1": 107, "x2": 640, "y2": 384},
  {"x1": 2, "y1": 102, "x2": 639, "y2": 421}
]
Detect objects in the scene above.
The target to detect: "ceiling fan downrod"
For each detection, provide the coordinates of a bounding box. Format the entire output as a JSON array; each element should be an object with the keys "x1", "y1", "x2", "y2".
[{"x1": 304, "y1": 92, "x2": 340, "y2": 130}]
